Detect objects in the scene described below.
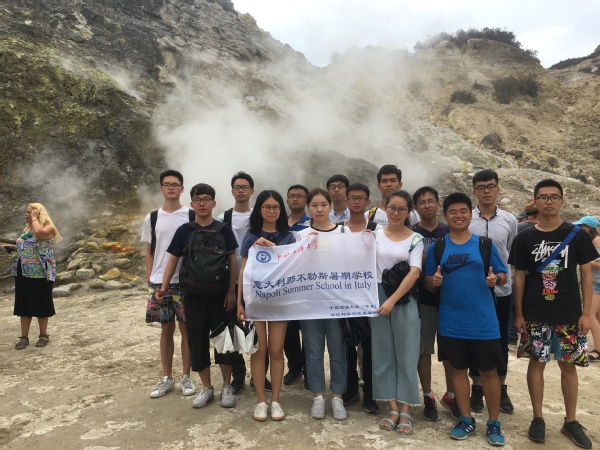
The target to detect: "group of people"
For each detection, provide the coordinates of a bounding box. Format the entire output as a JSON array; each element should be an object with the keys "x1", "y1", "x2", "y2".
[
  {"x1": 140, "y1": 165, "x2": 599, "y2": 448},
  {"x1": 6, "y1": 163, "x2": 598, "y2": 449}
]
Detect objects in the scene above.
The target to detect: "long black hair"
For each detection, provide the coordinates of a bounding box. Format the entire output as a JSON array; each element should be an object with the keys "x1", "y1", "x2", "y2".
[
  {"x1": 387, "y1": 189, "x2": 413, "y2": 227},
  {"x1": 249, "y1": 190, "x2": 290, "y2": 235}
]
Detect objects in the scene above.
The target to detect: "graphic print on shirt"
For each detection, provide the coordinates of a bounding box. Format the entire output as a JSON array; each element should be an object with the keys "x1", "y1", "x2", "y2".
[
  {"x1": 532, "y1": 240, "x2": 569, "y2": 302},
  {"x1": 441, "y1": 253, "x2": 476, "y2": 274}
]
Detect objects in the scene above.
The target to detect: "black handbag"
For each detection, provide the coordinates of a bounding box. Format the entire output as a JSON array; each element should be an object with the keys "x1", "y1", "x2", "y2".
[{"x1": 381, "y1": 261, "x2": 417, "y2": 305}]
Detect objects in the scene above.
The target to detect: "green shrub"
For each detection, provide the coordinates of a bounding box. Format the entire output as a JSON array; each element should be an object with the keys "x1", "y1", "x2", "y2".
[
  {"x1": 450, "y1": 90, "x2": 476, "y2": 104},
  {"x1": 550, "y1": 45, "x2": 600, "y2": 70},
  {"x1": 414, "y1": 27, "x2": 538, "y2": 62},
  {"x1": 492, "y1": 75, "x2": 539, "y2": 104}
]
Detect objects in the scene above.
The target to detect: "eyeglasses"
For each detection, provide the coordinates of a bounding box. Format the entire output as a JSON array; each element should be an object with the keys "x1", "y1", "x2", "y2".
[
  {"x1": 328, "y1": 184, "x2": 346, "y2": 191},
  {"x1": 161, "y1": 183, "x2": 181, "y2": 189},
  {"x1": 474, "y1": 184, "x2": 498, "y2": 192},
  {"x1": 191, "y1": 197, "x2": 213, "y2": 204},
  {"x1": 348, "y1": 196, "x2": 367, "y2": 202},
  {"x1": 261, "y1": 205, "x2": 280, "y2": 211},
  {"x1": 536, "y1": 195, "x2": 562, "y2": 203},
  {"x1": 386, "y1": 206, "x2": 408, "y2": 215},
  {"x1": 287, "y1": 194, "x2": 306, "y2": 200},
  {"x1": 233, "y1": 185, "x2": 251, "y2": 191},
  {"x1": 416, "y1": 199, "x2": 438, "y2": 207}
]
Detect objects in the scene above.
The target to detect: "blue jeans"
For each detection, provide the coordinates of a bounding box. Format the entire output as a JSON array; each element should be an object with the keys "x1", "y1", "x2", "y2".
[
  {"x1": 369, "y1": 284, "x2": 421, "y2": 406},
  {"x1": 300, "y1": 318, "x2": 347, "y2": 395}
]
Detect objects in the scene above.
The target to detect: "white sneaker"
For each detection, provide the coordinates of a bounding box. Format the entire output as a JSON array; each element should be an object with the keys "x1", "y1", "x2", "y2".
[
  {"x1": 271, "y1": 401, "x2": 285, "y2": 421},
  {"x1": 311, "y1": 395, "x2": 326, "y2": 420},
  {"x1": 192, "y1": 387, "x2": 214, "y2": 408},
  {"x1": 332, "y1": 397, "x2": 347, "y2": 421},
  {"x1": 181, "y1": 374, "x2": 196, "y2": 396},
  {"x1": 253, "y1": 402, "x2": 268, "y2": 421},
  {"x1": 150, "y1": 376, "x2": 175, "y2": 398},
  {"x1": 220, "y1": 385, "x2": 235, "y2": 408}
]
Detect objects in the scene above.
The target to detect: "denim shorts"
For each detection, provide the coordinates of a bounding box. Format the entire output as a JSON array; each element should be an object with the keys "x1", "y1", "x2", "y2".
[
  {"x1": 593, "y1": 281, "x2": 600, "y2": 295},
  {"x1": 146, "y1": 283, "x2": 185, "y2": 323},
  {"x1": 518, "y1": 321, "x2": 588, "y2": 366}
]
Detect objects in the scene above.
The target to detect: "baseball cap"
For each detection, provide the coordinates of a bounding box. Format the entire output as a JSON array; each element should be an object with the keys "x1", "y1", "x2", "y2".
[{"x1": 573, "y1": 216, "x2": 599, "y2": 228}]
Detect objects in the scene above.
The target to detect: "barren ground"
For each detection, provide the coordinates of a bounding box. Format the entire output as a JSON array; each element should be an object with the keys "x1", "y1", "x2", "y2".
[{"x1": 1, "y1": 284, "x2": 598, "y2": 450}]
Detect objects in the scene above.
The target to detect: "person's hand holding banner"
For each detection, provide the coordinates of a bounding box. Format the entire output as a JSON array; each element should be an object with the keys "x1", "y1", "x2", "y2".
[{"x1": 243, "y1": 233, "x2": 378, "y2": 321}]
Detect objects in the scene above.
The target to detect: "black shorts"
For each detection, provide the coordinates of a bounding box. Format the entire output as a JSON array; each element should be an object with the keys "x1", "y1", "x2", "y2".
[{"x1": 438, "y1": 335, "x2": 503, "y2": 372}]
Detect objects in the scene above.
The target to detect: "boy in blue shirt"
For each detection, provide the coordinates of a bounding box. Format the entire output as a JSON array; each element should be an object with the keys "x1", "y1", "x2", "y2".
[{"x1": 424, "y1": 193, "x2": 507, "y2": 446}]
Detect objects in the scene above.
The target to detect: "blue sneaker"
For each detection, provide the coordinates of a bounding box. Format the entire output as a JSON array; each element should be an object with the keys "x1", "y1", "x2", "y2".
[
  {"x1": 451, "y1": 416, "x2": 476, "y2": 440},
  {"x1": 486, "y1": 419, "x2": 505, "y2": 446}
]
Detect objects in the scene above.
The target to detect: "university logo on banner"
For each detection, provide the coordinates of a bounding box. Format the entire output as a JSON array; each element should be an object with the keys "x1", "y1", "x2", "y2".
[{"x1": 243, "y1": 233, "x2": 378, "y2": 321}]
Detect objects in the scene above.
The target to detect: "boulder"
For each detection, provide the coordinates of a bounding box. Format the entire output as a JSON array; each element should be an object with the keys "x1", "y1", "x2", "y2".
[
  {"x1": 84, "y1": 242, "x2": 99, "y2": 253},
  {"x1": 90, "y1": 279, "x2": 105, "y2": 289},
  {"x1": 113, "y1": 258, "x2": 131, "y2": 269},
  {"x1": 53, "y1": 286, "x2": 71, "y2": 297},
  {"x1": 56, "y1": 271, "x2": 76, "y2": 282},
  {"x1": 105, "y1": 280, "x2": 123, "y2": 290},
  {"x1": 100, "y1": 268, "x2": 122, "y2": 280},
  {"x1": 76, "y1": 268, "x2": 95, "y2": 280},
  {"x1": 66, "y1": 283, "x2": 83, "y2": 291}
]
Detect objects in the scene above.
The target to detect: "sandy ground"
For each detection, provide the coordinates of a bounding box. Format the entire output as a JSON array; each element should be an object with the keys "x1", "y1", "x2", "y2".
[{"x1": 1, "y1": 284, "x2": 599, "y2": 450}]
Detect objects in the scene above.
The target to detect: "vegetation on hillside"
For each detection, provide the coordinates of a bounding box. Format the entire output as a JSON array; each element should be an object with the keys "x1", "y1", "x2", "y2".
[
  {"x1": 492, "y1": 75, "x2": 539, "y2": 104},
  {"x1": 450, "y1": 90, "x2": 477, "y2": 104},
  {"x1": 415, "y1": 27, "x2": 538, "y2": 62},
  {"x1": 549, "y1": 44, "x2": 600, "y2": 70}
]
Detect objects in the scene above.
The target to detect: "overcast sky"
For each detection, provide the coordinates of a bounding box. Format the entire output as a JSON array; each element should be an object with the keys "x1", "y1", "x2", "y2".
[{"x1": 233, "y1": 0, "x2": 600, "y2": 68}]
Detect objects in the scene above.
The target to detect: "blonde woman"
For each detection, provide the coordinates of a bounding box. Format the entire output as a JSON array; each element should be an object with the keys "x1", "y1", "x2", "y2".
[{"x1": 3, "y1": 203, "x2": 61, "y2": 349}]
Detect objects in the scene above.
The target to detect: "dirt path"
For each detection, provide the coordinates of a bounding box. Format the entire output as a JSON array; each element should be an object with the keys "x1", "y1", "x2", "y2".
[{"x1": 1, "y1": 285, "x2": 598, "y2": 449}]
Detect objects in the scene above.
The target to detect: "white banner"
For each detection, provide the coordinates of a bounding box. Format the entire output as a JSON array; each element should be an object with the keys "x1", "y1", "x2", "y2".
[{"x1": 243, "y1": 233, "x2": 378, "y2": 321}]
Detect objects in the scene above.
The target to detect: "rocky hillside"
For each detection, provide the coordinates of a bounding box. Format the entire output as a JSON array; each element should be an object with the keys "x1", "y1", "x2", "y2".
[{"x1": 1, "y1": 1, "x2": 599, "y2": 285}]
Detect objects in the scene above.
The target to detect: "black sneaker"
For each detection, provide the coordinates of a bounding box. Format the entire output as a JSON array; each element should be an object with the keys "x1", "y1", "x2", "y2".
[
  {"x1": 362, "y1": 392, "x2": 379, "y2": 414},
  {"x1": 561, "y1": 418, "x2": 592, "y2": 449},
  {"x1": 231, "y1": 377, "x2": 245, "y2": 394},
  {"x1": 342, "y1": 388, "x2": 360, "y2": 405},
  {"x1": 303, "y1": 376, "x2": 309, "y2": 390},
  {"x1": 500, "y1": 385, "x2": 514, "y2": 414},
  {"x1": 423, "y1": 395, "x2": 440, "y2": 421},
  {"x1": 249, "y1": 378, "x2": 272, "y2": 392},
  {"x1": 441, "y1": 392, "x2": 460, "y2": 421},
  {"x1": 470, "y1": 385, "x2": 484, "y2": 413},
  {"x1": 283, "y1": 369, "x2": 303, "y2": 386},
  {"x1": 528, "y1": 417, "x2": 545, "y2": 443}
]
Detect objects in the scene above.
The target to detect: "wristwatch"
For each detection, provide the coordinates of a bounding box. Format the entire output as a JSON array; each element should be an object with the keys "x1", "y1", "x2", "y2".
[{"x1": 496, "y1": 275, "x2": 502, "y2": 285}]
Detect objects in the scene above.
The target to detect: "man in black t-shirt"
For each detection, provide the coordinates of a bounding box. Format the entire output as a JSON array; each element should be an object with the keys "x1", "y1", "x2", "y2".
[
  {"x1": 410, "y1": 186, "x2": 451, "y2": 422},
  {"x1": 509, "y1": 179, "x2": 596, "y2": 449},
  {"x1": 157, "y1": 183, "x2": 239, "y2": 411}
]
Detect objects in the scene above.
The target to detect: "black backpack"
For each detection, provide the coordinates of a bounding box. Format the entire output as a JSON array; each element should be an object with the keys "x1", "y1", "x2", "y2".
[
  {"x1": 179, "y1": 221, "x2": 230, "y2": 295},
  {"x1": 149, "y1": 209, "x2": 195, "y2": 256}
]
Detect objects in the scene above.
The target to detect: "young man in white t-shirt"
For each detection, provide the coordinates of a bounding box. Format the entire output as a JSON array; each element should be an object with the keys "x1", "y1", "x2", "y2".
[
  {"x1": 141, "y1": 170, "x2": 195, "y2": 399},
  {"x1": 366, "y1": 164, "x2": 420, "y2": 226},
  {"x1": 216, "y1": 171, "x2": 255, "y2": 394}
]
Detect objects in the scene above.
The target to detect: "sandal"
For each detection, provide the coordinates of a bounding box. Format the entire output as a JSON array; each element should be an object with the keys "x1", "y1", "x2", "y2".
[
  {"x1": 35, "y1": 334, "x2": 50, "y2": 347},
  {"x1": 396, "y1": 412, "x2": 414, "y2": 435},
  {"x1": 379, "y1": 410, "x2": 400, "y2": 431},
  {"x1": 15, "y1": 336, "x2": 29, "y2": 350},
  {"x1": 588, "y1": 350, "x2": 600, "y2": 362}
]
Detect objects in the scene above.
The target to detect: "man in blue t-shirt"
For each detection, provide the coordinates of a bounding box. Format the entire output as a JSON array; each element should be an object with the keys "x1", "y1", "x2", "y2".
[
  {"x1": 424, "y1": 193, "x2": 508, "y2": 446},
  {"x1": 156, "y1": 183, "x2": 239, "y2": 411}
]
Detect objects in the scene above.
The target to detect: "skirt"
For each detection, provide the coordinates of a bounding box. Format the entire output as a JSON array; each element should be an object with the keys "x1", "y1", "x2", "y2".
[{"x1": 14, "y1": 264, "x2": 55, "y2": 318}]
